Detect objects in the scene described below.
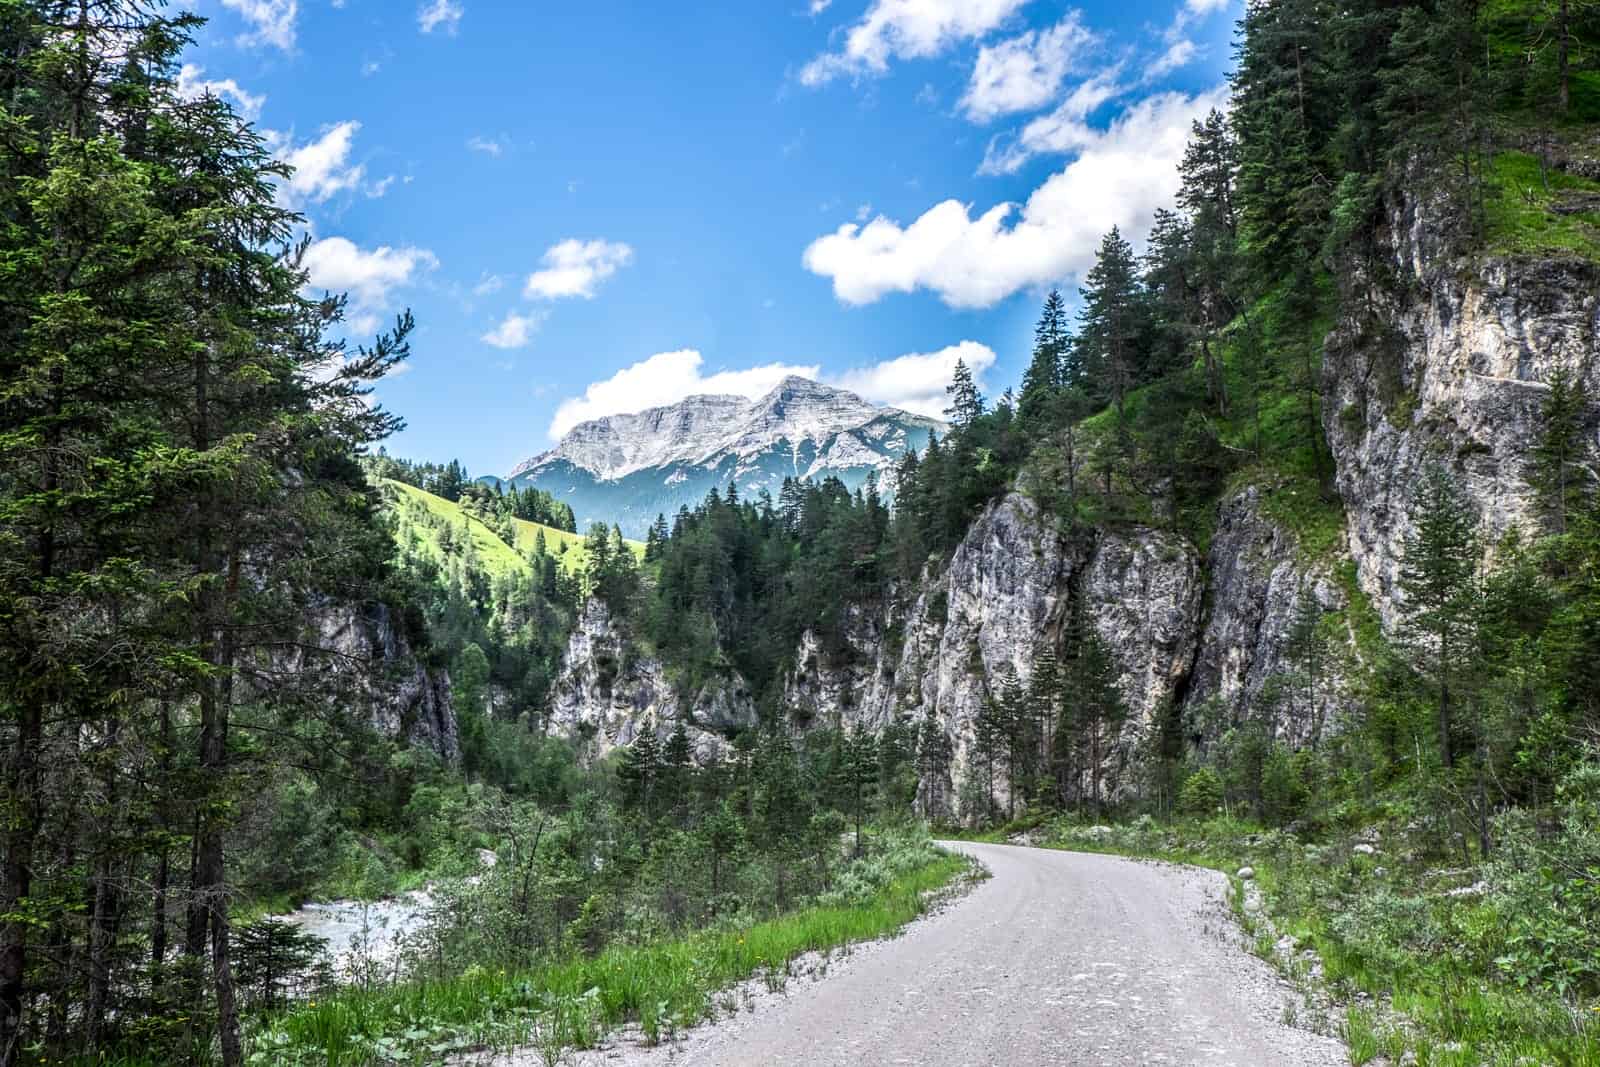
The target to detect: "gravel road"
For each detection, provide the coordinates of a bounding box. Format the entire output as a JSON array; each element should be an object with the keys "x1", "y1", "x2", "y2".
[{"x1": 542, "y1": 841, "x2": 1348, "y2": 1066}]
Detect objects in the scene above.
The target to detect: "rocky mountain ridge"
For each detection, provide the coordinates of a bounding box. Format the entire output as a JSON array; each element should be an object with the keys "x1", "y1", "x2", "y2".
[{"x1": 506, "y1": 377, "x2": 943, "y2": 536}]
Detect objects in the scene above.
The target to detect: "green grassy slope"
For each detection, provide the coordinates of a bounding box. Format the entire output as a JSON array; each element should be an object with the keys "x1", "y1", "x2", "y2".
[
  {"x1": 381, "y1": 479, "x2": 642, "y2": 578},
  {"x1": 507, "y1": 514, "x2": 644, "y2": 571},
  {"x1": 1485, "y1": 150, "x2": 1600, "y2": 259},
  {"x1": 385, "y1": 479, "x2": 530, "y2": 578}
]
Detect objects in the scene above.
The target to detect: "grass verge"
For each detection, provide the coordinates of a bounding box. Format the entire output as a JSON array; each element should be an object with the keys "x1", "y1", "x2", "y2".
[
  {"x1": 241, "y1": 846, "x2": 972, "y2": 1066},
  {"x1": 956, "y1": 814, "x2": 1600, "y2": 1067}
]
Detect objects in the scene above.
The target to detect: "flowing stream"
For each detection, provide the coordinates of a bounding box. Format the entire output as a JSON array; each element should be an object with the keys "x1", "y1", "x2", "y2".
[{"x1": 276, "y1": 889, "x2": 436, "y2": 976}]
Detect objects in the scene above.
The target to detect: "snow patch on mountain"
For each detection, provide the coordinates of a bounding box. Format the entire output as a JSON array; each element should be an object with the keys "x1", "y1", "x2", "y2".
[{"x1": 509, "y1": 376, "x2": 943, "y2": 485}]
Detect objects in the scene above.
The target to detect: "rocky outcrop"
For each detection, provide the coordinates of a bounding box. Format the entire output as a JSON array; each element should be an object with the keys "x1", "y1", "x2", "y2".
[
  {"x1": 1325, "y1": 197, "x2": 1600, "y2": 626},
  {"x1": 781, "y1": 493, "x2": 1203, "y2": 811},
  {"x1": 308, "y1": 603, "x2": 459, "y2": 762},
  {"x1": 1185, "y1": 486, "x2": 1350, "y2": 746},
  {"x1": 547, "y1": 598, "x2": 757, "y2": 763}
]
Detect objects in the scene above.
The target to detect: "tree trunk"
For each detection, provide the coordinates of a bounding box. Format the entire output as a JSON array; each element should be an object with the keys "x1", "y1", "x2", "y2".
[
  {"x1": 151, "y1": 702, "x2": 172, "y2": 985},
  {"x1": 0, "y1": 702, "x2": 42, "y2": 1067},
  {"x1": 1201, "y1": 330, "x2": 1228, "y2": 416},
  {"x1": 85, "y1": 719, "x2": 124, "y2": 1052},
  {"x1": 1559, "y1": 0, "x2": 1572, "y2": 115},
  {"x1": 1438, "y1": 676, "x2": 1454, "y2": 769}
]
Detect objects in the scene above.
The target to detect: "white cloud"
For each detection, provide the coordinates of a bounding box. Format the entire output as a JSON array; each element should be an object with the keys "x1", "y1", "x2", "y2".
[
  {"x1": 1147, "y1": 39, "x2": 1197, "y2": 79},
  {"x1": 176, "y1": 64, "x2": 265, "y2": 121},
  {"x1": 978, "y1": 67, "x2": 1126, "y2": 174},
  {"x1": 302, "y1": 237, "x2": 438, "y2": 333},
  {"x1": 467, "y1": 135, "x2": 506, "y2": 156},
  {"x1": 960, "y1": 14, "x2": 1093, "y2": 122},
  {"x1": 481, "y1": 311, "x2": 543, "y2": 350},
  {"x1": 524, "y1": 239, "x2": 634, "y2": 300},
  {"x1": 800, "y1": 0, "x2": 1029, "y2": 85},
  {"x1": 367, "y1": 175, "x2": 396, "y2": 198},
  {"x1": 803, "y1": 86, "x2": 1228, "y2": 308},
  {"x1": 473, "y1": 273, "x2": 505, "y2": 296},
  {"x1": 833, "y1": 341, "x2": 997, "y2": 418},
  {"x1": 809, "y1": 0, "x2": 833, "y2": 13},
  {"x1": 271, "y1": 121, "x2": 366, "y2": 206},
  {"x1": 549, "y1": 350, "x2": 821, "y2": 438},
  {"x1": 361, "y1": 59, "x2": 382, "y2": 76},
  {"x1": 418, "y1": 0, "x2": 463, "y2": 34},
  {"x1": 1185, "y1": 0, "x2": 1230, "y2": 13},
  {"x1": 222, "y1": 0, "x2": 297, "y2": 51},
  {"x1": 547, "y1": 342, "x2": 997, "y2": 439}
]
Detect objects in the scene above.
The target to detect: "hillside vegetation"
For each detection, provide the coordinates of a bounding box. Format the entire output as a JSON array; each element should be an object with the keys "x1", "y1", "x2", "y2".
[{"x1": 383, "y1": 478, "x2": 640, "y2": 580}]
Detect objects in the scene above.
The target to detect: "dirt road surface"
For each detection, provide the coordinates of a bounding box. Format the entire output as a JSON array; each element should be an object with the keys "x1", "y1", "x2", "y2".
[{"x1": 553, "y1": 841, "x2": 1348, "y2": 1066}]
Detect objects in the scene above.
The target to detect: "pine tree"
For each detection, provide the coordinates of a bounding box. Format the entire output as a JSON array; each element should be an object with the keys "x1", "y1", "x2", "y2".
[
  {"x1": 916, "y1": 709, "x2": 953, "y2": 821},
  {"x1": 1019, "y1": 290, "x2": 1069, "y2": 426},
  {"x1": 842, "y1": 725, "x2": 878, "y2": 854},
  {"x1": 971, "y1": 692, "x2": 1007, "y2": 823},
  {"x1": 1399, "y1": 466, "x2": 1481, "y2": 769},
  {"x1": 997, "y1": 667, "x2": 1030, "y2": 819},
  {"x1": 944, "y1": 359, "x2": 985, "y2": 429},
  {"x1": 1530, "y1": 366, "x2": 1592, "y2": 535},
  {"x1": 1069, "y1": 628, "x2": 1128, "y2": 816},
  {"x1": 1283, "y1": 593, "x2": 1330, "y2": 747},
  {"x1": 619, "y1": 726, "x2": 664, "y2": 818},
  {"x1": 1078, "y1": 227, "x2": 1145, "y2": 416},
  {"x1": 1027, "y1": 642, "x2": 1064, "y2": 807}
]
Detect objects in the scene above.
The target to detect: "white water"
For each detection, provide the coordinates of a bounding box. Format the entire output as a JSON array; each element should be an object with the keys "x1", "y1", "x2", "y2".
[{"x1": 277, "y1": 890, "x2": 434, "y2": 977}]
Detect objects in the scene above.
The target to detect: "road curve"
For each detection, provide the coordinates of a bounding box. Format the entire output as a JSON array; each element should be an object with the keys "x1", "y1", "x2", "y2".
[{"x1": 573, "y1": 841, "x2": 1347, "y2": 1067}]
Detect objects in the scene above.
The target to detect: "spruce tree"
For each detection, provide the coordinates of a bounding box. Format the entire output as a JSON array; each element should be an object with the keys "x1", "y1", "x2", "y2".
[
  {"x1": 619, "y1": 726, "x2": 664, "y2": 818},
  {"x1": 1069, "y1": 628, "x2": 1127, "y2": 817},
  {"x1": 1078, "y1": 227, "x2": 1145, "y2": 416},
  {"x1": 1019, "y1": 290, "x2": 1069, "y2": 426},
  {"x1": 944, "y1": 359, "x2": 985, "y2": 429},
  {"x1": 915, "y1": 709, "x2": 953, "y2": 821},
  {"x1": 1283, "y1": 593, "x2": 1330, "y2": 747},
  {"x1": 1027, "y1": 643, "x2": 1064, "y2": 806},
  {"x1": 1530, "y1": 366, "x2": 1592, "y2": 535},
  {"x1": 1399, "y1": 466, "x2": 1480, "y2": 769}
]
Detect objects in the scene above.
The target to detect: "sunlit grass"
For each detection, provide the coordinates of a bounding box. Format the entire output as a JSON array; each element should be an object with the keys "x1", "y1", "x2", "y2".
[
  {"x1": 1484, "y1": 150, "x2": 1600, "y2": 260},
  {"x1": 235, "y1": 849, "x2": 968, "y2": 1066}
]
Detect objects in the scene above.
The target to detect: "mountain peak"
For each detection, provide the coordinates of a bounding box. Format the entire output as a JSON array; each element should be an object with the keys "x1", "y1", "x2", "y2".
[{"x1": 506, "y1": 374, "x2": 945, "y2": 534}]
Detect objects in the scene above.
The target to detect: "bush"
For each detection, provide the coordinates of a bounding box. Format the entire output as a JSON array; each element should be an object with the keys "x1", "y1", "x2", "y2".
[
  {"x1": 1179, "y1": 768, "x2": 1224, "y2": 816},
  {"x1": 1485, "y1": 765, "x2": 1600, "y2": 998}
]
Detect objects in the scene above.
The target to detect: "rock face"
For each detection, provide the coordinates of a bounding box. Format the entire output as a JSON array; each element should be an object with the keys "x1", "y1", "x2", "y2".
[
  {"x1": 505, "y1": 377, "x2": 943, "y2": 536},
  {"x1": 783, "y1": 494, "x2": 1203, "y2": 813},
  {"x1": 311, "y1": 603, "x2": 459, "y2": 762},
  {"x1": 547, "y1": 598, "x2": 757, "y2": 763},
  {"x1": 1185, "y1": 486, "x2": 1350, "y2": 746},
  {"x1": 1324, "y1": 197, "x2": 1600, "y2": 626}
]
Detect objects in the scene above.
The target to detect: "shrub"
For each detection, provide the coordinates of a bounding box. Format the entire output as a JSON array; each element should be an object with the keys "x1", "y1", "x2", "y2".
[{"x1": 1179, "y1": 767, "x2": 1225, "y2": 816}]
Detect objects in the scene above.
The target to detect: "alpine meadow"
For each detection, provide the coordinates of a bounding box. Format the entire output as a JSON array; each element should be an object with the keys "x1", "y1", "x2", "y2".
[{"x1": 5, "y1": 1, "x2": 1600, "y2": 1065}]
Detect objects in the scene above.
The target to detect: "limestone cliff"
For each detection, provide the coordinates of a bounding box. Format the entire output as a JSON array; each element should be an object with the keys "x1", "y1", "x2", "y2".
[
  {"x1": 305, "y1": 602, "x2": 459, "y2": 762},
  {"x1": 546, "y1": 598, "x2": 757, "y2": 763},
  {"x1": 781, "y1": 494, "x2": 1203, "y2": 810},
  {"x1": 1324, "y1": 198, "x2": 1600, "y2": 626},
  {"x1": 1185, "y1": 485, "x2": 1352, "y2": 747}
]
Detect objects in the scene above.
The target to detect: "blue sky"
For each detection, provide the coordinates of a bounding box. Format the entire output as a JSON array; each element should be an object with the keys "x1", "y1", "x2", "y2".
[{"x1": 180, "y1": 0, "x2": 1237, "y2": 475}]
